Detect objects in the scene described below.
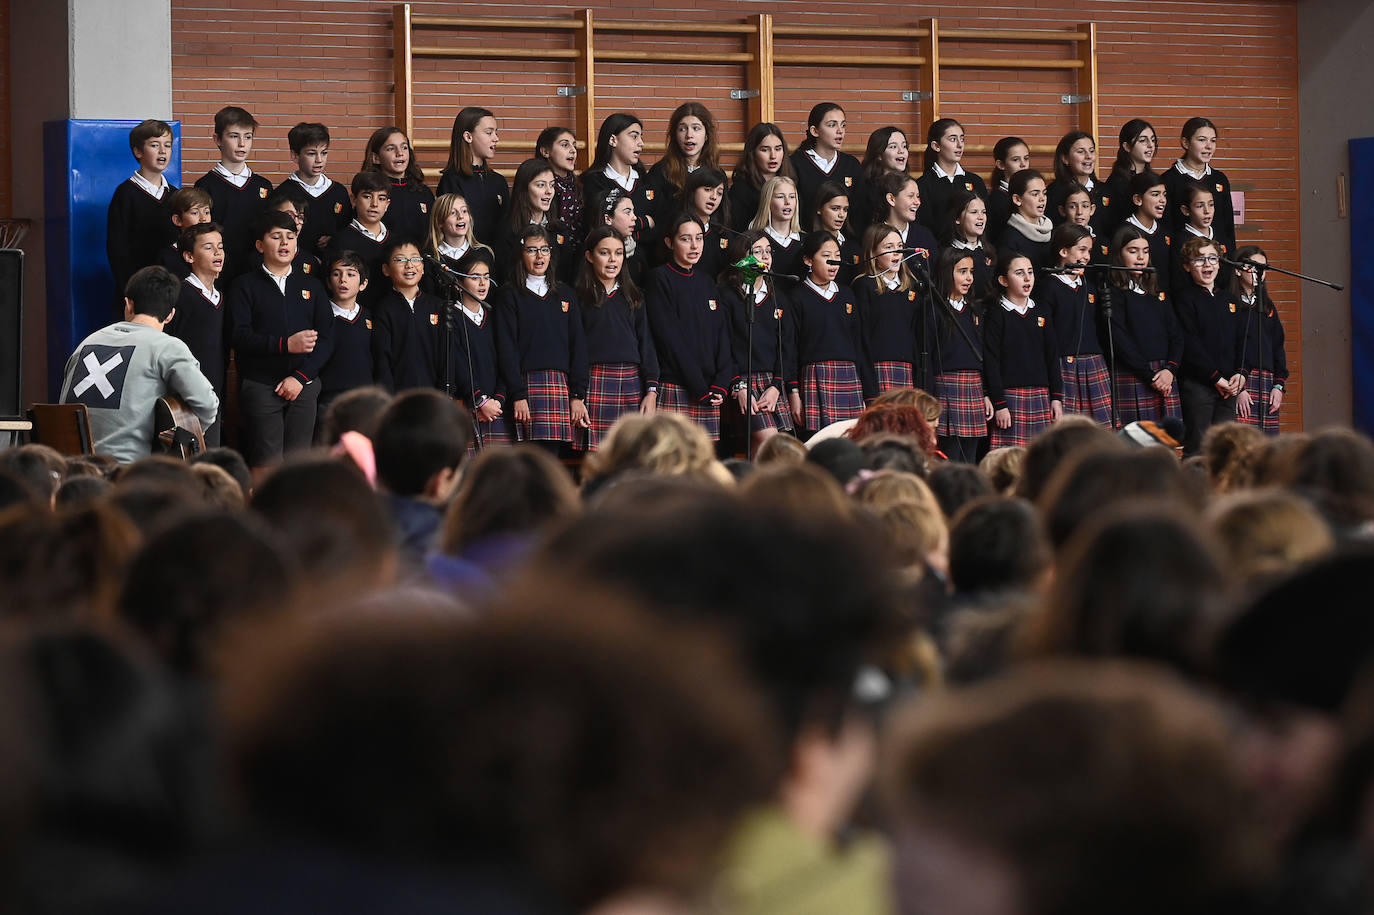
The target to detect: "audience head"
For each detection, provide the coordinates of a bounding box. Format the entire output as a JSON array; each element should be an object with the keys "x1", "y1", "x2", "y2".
[{"x1": 372, "y1": 390, "x2": 474, "y2": 500}]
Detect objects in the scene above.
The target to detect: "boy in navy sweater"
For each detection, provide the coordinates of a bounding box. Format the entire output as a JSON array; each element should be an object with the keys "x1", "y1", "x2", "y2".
[
  {"x1": 1173, "y1": 236, "x2": 1243, "y2": 455},
  {"x1": 107, "y1": 119, "x2": 178, "y2": 314},
  {"x1": 371, "y1": 238, "x2": 442, "y2": 394},
  {"x1": 228, "y1": 210, "x2": 333, "y2": 473},
  {"x1": 287, "y1": 122, "x2": 353, "y2": 257},
  {"x1": 167, "y1": 222, "x2": 228, "y2": 446},
  {"x1": 330, "y1": 172, "x2": 392, "y2": 310},
  {"x1": 156, "y1": 187, "x2": 213, "y2": 279},
  {"x1": 316, "y1": 250, "x2": 374, "y2": 441},
  {"x1": 196, "y1": 106, "x2": 274, "y2": 284}
]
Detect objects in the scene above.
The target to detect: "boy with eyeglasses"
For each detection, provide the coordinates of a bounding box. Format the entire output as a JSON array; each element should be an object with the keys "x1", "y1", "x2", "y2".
[
  {"x1": 1173, "y1": 235, "x2": 1243, "y2": 455},
  {"x1": 372, "y1": 238, "x2": 442, "y2": 393}
]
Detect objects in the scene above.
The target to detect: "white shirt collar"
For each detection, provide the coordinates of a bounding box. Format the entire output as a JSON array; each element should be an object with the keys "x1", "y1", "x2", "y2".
[
  {"x1": 948, "y1": 296, "x2": 966, "y2": 313},
  {"x1": 349, "y1": 219, "x2": 388, "y2": 242},
  {"x1": 1000, "y1": 295, "x2": 1032, "y2": 315},
  {"x1": 1080, "y1": 176, "x2": 1096, "y2": 191},
  {"x1": 745, "y1": 283, "x2": 767, "y2": 304},
  {"x1": 331, "y1": 300, "x2": 360, "y2": 320},
  {"x1": 186, "y1": 273, "x2": 220, "y2": 305},
  {"x1": 764, "y1": 225, "x2": 799, "y2": 246},
  {"x1": 130, "y1": 171, "x2": 170, "y2": 199},
  {"x1": 604, "y1": 163, "x2": 636, "y2": 192},
  {"x1": 1128, "y1": 281, "x2": 1146, "y2": 295},
  {"x1": 460, "y1": 302, "x2": 485, "y2": 325},
  {"x1": 933, "y1": 162, "x2": 965, "y2": 180},
  {"x1": 401, "y1": 291, "x2": 419, "y2": 312},
  {"x1": 804, "y1": 278, "x2": 838, "y2": 298},
  {"x1": 952, "y1": 238, "x2": 979, "y2": 251},
  {"x1": 998, "y1": 180, "x2": 1010, "y2": 193},
  {"x1": 805, "y1": 148, "x2": 837, "y2": 173},
  {"x1": 834, "y1": 230, "x2": 846, "y2": 246},
  {"x1": 213, "y1": 162, "x2": 253, "y2": 188},
  {"x1": 438, "y1": 239, "x2": 470, "y2": 260},
  {"x1": 1054, "y1": 273, "x2": 1083, "y2": 289},
  {"x1": 526, "y1": 274, "x2": 550, "y2": 295},
  {"x1": 1184, "y1": 223, "x2": 1214, "y2": 239},
  {"x1": 884, "y1": 274, "x2": 901, "y2": 291},
  {"x1": 1175, "y1": 160, "x2": 1212, "y2": 179},
  {"x1": 290, "y1": 172, "x2": 333, "y2": 197},
  {"x1": 262, "y1": 263, "x2": 292, "y2": 293},
  {"x1": 1126, "y1": 214, "x2": 1157, "y2": 235},
  {"x1": 1241, "y1": 292, "x2": 1257, "y2": 306}
]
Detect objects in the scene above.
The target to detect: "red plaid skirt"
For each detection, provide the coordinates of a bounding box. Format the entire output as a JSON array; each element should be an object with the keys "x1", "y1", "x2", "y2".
[
  {"x1": 658, "y1": 381, "x2": 721, "y2": 440},
  {"x1": 936, "y1": 370, "x2": 987, "y2": 439},
  {"x1": 990, "y1": 386, "x2": 1053, "y2": 449},
  {"x1": 1061, "y1": 353, "x2": 1113, "y2": 426},
  {"x1": 1115, "y1": 359, "x2": 1182, "y2": 428},
  {"x1": 1238, "y1": 368, "x2": 1280, "y2": 436},
  {"x1": 802, "y1": 361, "x2": 865, "y2": 431},
  {"x1": 516, "y1": 369, "x2": 572, "y2": 443},
  {"x1": 747, "y1": 372, "x2": 793, "y2": 433},
  {"x1": 574, "y1": 362, "x2": 643, "y2": 451},
  {"x1": 468, "y1": 414, "x2": 512, "y2": 457},
  {"x1": 874, "y1": 360, "x2": 915, "y2": 393}
]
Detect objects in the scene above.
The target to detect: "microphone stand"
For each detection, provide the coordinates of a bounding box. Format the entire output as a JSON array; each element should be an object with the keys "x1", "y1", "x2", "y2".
[
  {"x1": 425, "y1": 255, "x2": 484, "y2": 449},
  {"x1": 1078, "y1": 264, "x2": 1121, "y2": 430}
]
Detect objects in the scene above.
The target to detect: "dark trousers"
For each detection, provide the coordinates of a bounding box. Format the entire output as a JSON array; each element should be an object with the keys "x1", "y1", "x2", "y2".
[
  {"x1": 1180, "y1": 376, "x2": 1237, "y2": 456},
  {"x1": 239, "y1": 377, "x2": 320, "y2": 466}
]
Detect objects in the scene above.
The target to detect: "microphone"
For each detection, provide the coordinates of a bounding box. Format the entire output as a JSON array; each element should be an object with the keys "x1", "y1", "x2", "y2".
[
  {"x1": 1222, "y1": 257, "x2": 1266, "y2": 273},
  {"x1": 732, "y1": 254, "x2": 799, "y2": 283},
  {"x1": 824, "y1": 258, "x2": 843, "y2": 266},
  {"x1": 1039, "y1": 263, "x2": 1156, "y2": 274},
  {"x1": 423, "y1": 254, "x2": 500, "y2": 287}
]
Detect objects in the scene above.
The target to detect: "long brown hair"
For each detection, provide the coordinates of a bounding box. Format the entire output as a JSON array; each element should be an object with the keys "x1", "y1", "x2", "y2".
[
  {"x1": 575, "y1": 226, "x2": 643, "y2": 310},
  {"x1": 659, "y1": 102, "x2": 719, "y2": 192}
]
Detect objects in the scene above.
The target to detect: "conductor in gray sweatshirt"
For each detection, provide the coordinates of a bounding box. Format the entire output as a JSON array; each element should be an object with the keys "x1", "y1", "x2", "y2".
[{"x1": 61, "y1": 266, "x2": 219, "y2": 464}]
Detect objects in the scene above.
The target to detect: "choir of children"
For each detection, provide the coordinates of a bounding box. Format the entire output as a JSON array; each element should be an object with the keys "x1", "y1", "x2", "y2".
[{"x1": 105, "y1": 104, "x2": 1287, "y2": 464}]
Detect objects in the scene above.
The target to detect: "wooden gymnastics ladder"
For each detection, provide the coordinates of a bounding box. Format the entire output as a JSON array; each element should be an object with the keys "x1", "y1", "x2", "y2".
[{"x1": 392, "y1": 5, "x2": 1098, "y2": 166}]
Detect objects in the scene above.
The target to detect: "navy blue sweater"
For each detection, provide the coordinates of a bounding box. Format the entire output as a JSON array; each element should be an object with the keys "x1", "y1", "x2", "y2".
[
  {"x1": 167, "y1": 278, "x2": 227, "y2": 395},
  {"x1": 496, "y1": 280, "x2": 590, "y2": 401},
  {"x1": 721, "y1": 283, "x2": 793, "y2": 390},
  {"x1": 789, "y1": 150, "x2": 865, "y2": 227},
  {"x1": 855, "y1": 281, "x2": 920, "y2": 365},
  {"x1": 786, "y1": 281, "x2": 877, "y2": 398},
  {"x1": 927, "y1": 300, "x2": 984, "y2": 374},
  {"x1": 645, "y1": 263, "x2": 735, "y2": 401},
  {"x1": 1039, "y1": 277, "x2": 1104, "y2": 357},
  {"x1": 1107, "y1": 285, "x2": 1183, "y2": 384},
  {"x1": 581, "y1": 168, "x2": 656, "y2": 242},
  {"x1": 1235, "y1": 294, "x2": 1288, "y2": 380},
  {"x1": 982, "y1": 300, "x2": 1063, "y2": 407},
  {"x1": 106, "y1": 179, "x2": 177, "y2": 304},
  {"x1": 449, "y1": 305, "x2": 504, "y2": 406},
  {"x1": 327, "y1": 223, "x2": 389, "y2": 310},
  {"x1": 1000, "y1": 223, "x2": 1052, "y2": 274},
  {"x1": 578, "y1": 286, "x2": 659, "y2": 386},
  {"x1": 194, "y1": 169, "x2": 273, "y2": 282},
  {"x1": 292, "y1": 177, "x2": 354, "y2": 255},
  {"x1": 1173, "y1": 282, "x2": 1241, "y2": 385},
  {"x1": 320, "y1": 306, "x2": 374, "y2": 396},
  {"x1": 438, "y1": 166, "x2": 510, "y2": 245},
  {"x1": 227, "y1": 266, "x2": 333, "y2": 385},
  {"x1": 381, "y1": 177, "x2": 435, "y2": 248},
  {"x1": 372, "y1": 288, "x2": 442, "y2": 393},
  {"x1": 917, "y1": 168, "x2": 988, "y2": 234},
  {"x1": 1162, "y1": 163, "x2": 1236, "y2": 244}
]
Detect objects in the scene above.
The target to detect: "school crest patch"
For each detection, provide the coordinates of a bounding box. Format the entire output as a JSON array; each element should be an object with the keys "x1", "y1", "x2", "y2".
[
  {"x1": 845, "y1": 302, "x2": 853, "y2": 314},
  {"x1": 1165, "y1": 235, "x2": 1172, "y2": 245},
  {"x1": 334, "y1": 202, "x2": 343, "y2": 214},
  {"x1": 1158, "y1": 292, "x2": 1167, "y2": 301},
  {"x1": 645, "y1": 189, "x2": 655, "y2": 201},
  {"x1": 1102, "y1": 195, "x2": 1111, "y2": 207},
  {"x1": 1037, "y1": 316, "x2": 1045, "y2": 327},
  {"x1": 1088, "y1": 293, "x2": 1095, "y2": 303},
  {"x1": 774, "y1": 308, "x2": 783, "y2": 320},
  {"x1": 708, "y1": 299, "x2": 717, "y2": 311},
  {"x1": 1100, "y1": 245, "x2": 1109, "y2": 256},
  {"x1": 302, "y1": 263, "x2": 312, "y2": 274},
  {"x1": 1229, "y1": 302, "x2": 1237, "y2": 313},
  {"x1": 1067, "y1": 355, "x2": 1076, "y2": 364},
  {"x1": 852, "y1": 254, "x2": 860, "y2": 264},
  {"x1": 497, "y1": 195, "x2": 504, "y2": 206},
  {"x1": 964, "y1": 181, "x2": 974, "y2": 191},
  {"x1": 843, "y1": 177, "x2": 853, "y2": 187},
  {"x1": 365, "y1": 319, "x2": 373, "y2": 330},
  {"x1": 557, "y1": 234, "x2": 565, "y2": 245},
  {"x1": 430, "y1": 313, "x2": 439, "y2": 325},
  {"x1": 420, "y1": 203, "x2": 428, "y2": 213},
  {"x1": 908, "y1": 291, "x2": 916, "y2": 301},
  {"x1": 721, "y1": 238, "x2": 729, "y2": 250},
  {"x1": 301, "y1": 289, "x2": 311, "y2": 299},
  {"x1": 1215, "y1": 183, "x2": 1223, "y2": 194},
  {"x1": 561, "y1": 301, "x2": 570, "y2": 312},
  {"x1": 258, "y1": 187, "x2": 268, "y2": 198}
]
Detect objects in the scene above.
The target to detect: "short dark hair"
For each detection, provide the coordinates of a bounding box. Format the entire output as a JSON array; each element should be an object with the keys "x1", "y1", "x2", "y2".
[
  {"x1": 0, "y1": 444, "x2": 65, "y2": 503},
  {"x1": 948, "y1": 496, "x2": 1050, "y2": 597},
  {"x1": 266, "y1": 181, "x2": 311, "y2": 218},
  {"x1": 190, "y1": 447, "x2": 252, "y2": 500},
  {"x1": 252, "y1": 209, "x2": 297, "y2": 242},
  {"x1": 213, "y1": 106, "x2": 259, "y2": 135},
  {"x1": 373, "y1": 390, "x2": 474, "y2": 497},
  {"x1": 351, "y1": 170, "x2": 389, "y2": 196},
  {"x1": 320, "y1": 386, "x2": 391, "y2": 446},
  {"x1": 128, "y1": 119, "x2": 172, "y2": 153},
  {"x1": 381, "y1": 236, "x2": 421, "y2": 263},
  {"x1": 167, "y1": 186, "x2": 212, "y2": 215},
  {"x1": 287, "y1": 121, "x2": 331, "y2": 153},
  {"x1": 325, "y1": 250, "x2": 368, "y2": 283},
  {"x1": 124, "y1": 266, "x2": 181, "y2": 321},
  {"x1": 176, "y1": 221, "x2": 223, "y2": 254}
]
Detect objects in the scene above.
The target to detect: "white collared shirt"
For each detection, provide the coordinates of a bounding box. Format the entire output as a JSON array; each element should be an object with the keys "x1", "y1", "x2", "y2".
[
  {"x1": 952, "y1": 238, "x2": 979, "y2": 251},
  {"x1": 186, "y1": 273, "x2": 221, "y2": 306},
  {"x1": 130, "y1": 171, "x2": 170, "y2": 199},
  {"x1": 290, "y1": 172, "x2": 334, "y2": 197},
  {"x1": 1174, "y1": 160, "x2": 1213, "y2": 180},
  {"x1": 1054, "y1": 273, "x2": 1083, "y2": 290},
  {"x1": 764, "y1": 226, "x2": 799, "y2": 246},
  {"x1": 349, "y1": 219, "x2": 387, "y2": 242},
  {"x1": 438, "y1": 240, "x2": 470, "y2": 260},
  {"x1": 401, "y1": 292, "x2": 419, "y2": 313},
  {"x1": 933, "y1": 162, "x2": 966, "y2": 180},
  {"x1": 1184, "y1": 223, "x2": 1215, "y2": 240},
  {"x1": 460, "y1": 302, "x2": 485, "y2": 326},
  {"x1": 213, "y1": 162, "x2": 253, "y2": 188},
  {"x1": 331, "y1": 300, "x2": 360, "y2": 321},
  {"x1": 1128, "y1": 281, "x2": 1146, "y2": 295},
  {"x1": 604, "y1": 163, "x2": 636, "y2": 192},
  {"x1": 1126, "y1": 214, "x2": 1157, "y2": 235},
  {"x1": 805, "y1": 148, "x2": 837, "y2": 173},
  {"x1": 1241, "y1": 293, "x2": 1257, "y2": 307},
  {"x1": 745, "y1": 282, "x2": 768, "y2": 304},
  {"x1": 805, "y1": 278, "x2": 838, "y2": 298},
  {"x1": 884, "y1": 274, "x2": 901, "y2": 291},
  {"x1": 1080, "y1": 176, "x2": 1096, "y2": 192},
  {"x1": 948, "y1": 296, "x2": 967, "y2": 313},
  {"x1": 262, "y1": 263, "x2": 292, "y2": 294},
  {"x1": 998, "y1": 180, "x2": 1010, "y2": 193},
  {"x1": 1000, "y1": 295, "x2": 1032, "y2": 316},
  {"x1": 526, "y1": 274, "x2": 550, "y2": 296},
  {"x1": 835, "y1": 230, "x2": 846, "y2": 246}
]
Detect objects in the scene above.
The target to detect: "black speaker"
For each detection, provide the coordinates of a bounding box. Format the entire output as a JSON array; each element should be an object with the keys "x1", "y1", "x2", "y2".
[{"x1": 0, "y1": 250, "x2": 22, "y2": 417}]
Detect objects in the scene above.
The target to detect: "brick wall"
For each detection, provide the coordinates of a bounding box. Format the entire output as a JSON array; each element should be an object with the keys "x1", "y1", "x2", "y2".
[{"x1": 172, "y1": 0, "x2": 1302, "y2": 430}]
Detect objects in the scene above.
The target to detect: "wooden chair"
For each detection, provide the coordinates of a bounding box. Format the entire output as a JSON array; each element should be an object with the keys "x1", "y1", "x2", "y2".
[
  {"x1": 0, "y1": 417, "x2": 31, "y2": 449},
  {"x1": 26, "y1": 404, "x2": 94, "y2": 456}
]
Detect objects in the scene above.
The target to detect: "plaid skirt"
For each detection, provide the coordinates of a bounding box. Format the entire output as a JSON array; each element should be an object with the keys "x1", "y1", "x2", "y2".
[
  {"x1": 802, "y1": 361, "x2": 865, "y2": 431},
  {"x1": 1238, "y1": 368, "x2": 1280, "y2": 436},
  {"x1": 874, "y1": 360, "x2": 915, "y2": 393},
  {"x1": 574, "y1": 362, "x2": 643, "y2": 451},
  {"x1": 747, "y1": 372, "x2": 793, "y2": 434},
  {"x1": 515, "y1": 369, "x2": 572, "y2": 443},
  {"x1": 936, "y1": 370, "x2": 987, "y2": 439},
  {"x1": 468, "y1": 414, "x2": 513, "y2": 456},
  {"x1": 1061, "y1": 353, "x2": 1113, "y2": 426},
  {"x1": 658, "y1": 381, "x2": 721, "y2": 440},
  {"x1": 1115, "y1": 359, "x2": 1182, "y2": 427},
  {"x1": 990, "y1": 386, "x2": 1053, "y2": 449}
]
